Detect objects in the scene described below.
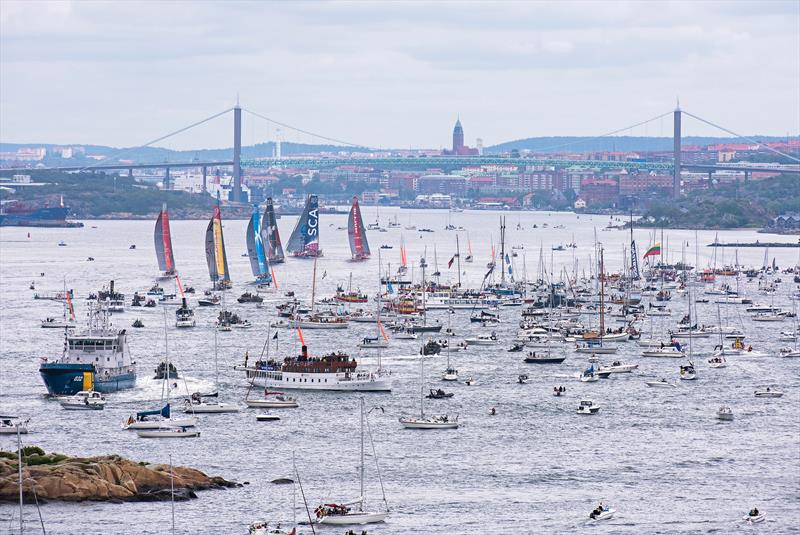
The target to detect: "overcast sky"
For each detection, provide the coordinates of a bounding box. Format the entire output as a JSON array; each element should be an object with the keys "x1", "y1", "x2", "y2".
[{"x1": 1, "y1": 1, "x2": 798, "y2": 150}]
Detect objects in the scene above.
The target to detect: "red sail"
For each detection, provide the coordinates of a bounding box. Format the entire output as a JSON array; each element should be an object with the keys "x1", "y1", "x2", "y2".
[{"x1": 161, "y1": 207, "x2": 174, "y2": 272}]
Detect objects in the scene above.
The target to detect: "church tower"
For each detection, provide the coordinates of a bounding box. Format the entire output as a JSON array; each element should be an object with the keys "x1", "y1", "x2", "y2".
[{"x1": 452, "y1": 118, "x2": 464, "y2": 153}]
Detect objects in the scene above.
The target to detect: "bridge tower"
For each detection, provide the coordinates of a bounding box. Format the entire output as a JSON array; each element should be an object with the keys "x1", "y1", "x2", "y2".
[
  {"x1": 673, "y1": 101, "x2": 681, "y2": 197},
  {"x1": 233, "y1": 102, "x2": 242, "y2": 202}
]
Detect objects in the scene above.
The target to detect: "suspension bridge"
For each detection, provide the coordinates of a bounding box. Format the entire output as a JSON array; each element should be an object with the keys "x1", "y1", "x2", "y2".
[{"x1": 4, "y1": 103, "x2": 799, "y2": 201}]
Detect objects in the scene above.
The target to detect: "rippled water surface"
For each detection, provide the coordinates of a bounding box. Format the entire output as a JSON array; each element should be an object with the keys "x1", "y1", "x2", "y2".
[{"x1": 1, "y1": 209, "x2": 799, "y2": 534}]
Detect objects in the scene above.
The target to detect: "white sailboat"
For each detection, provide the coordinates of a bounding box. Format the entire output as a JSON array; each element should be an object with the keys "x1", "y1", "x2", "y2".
[
  {"x1": 315, "y1": 398, "x2": 389, "y2": 525},
  {"x1": 400, "y1": 357, "x2": 459, "y2": 429},
  {"x1": 183, "y1": 327, "x2": 239, "y2": 414}
]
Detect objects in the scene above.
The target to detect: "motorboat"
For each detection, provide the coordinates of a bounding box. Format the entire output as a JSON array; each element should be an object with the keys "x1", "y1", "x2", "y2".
[
  {"x1": 579, "y1": 367, "x2": 599, "y2": 382},
  {"x1": 245, "y1": 390, "x2": 299, "y2": 409},
  {"x1": 59, "y1": 390, "x2": 106, "y2": 410},
  {"x1": 153, "y1": 360, "x2": 179, "y2": 380},
  {"x1": 41, "y1": 317, "x2": 75, "y2": 329},
  {"x1": 589, "y1": 505, "x2": 615, "y2": 521},
  {"x1": 576, "y1": 400, "x2": 600, "y2": 415},
  {"x1": 524, "y1": 351, "x2": 566, "y2": 364},
  {"x1": 779, "y1": 347, "x2": 800, "y2": 358},
  {"x1": 743, "y1": 511, "x2": 766, "y2": 524},
  {"x1": 0, "y1": 416, "x2": 28, "y2": 434},
  {"x1": 716, "y1": 405, "x2": 734, "y2": 421},
  {"x1": 198, "y1": 295, "x2": 221, "y2": 306},
  {"x1": 517, "y1": 374, "x2": 529, "y2": 384},
  {"x1": 642, "y1": 345, "x2": 685, "y2": 358},
  {"x1": 752, "y1": 313, "x2": 784, "y2": 322},
  {"x1": 508, "y1": 343, "x2": 524, "y2": 352},
  {"x1": 679, "y1": 362, "x2": 697, "y2": 381},
  {"x1": 598, "y1": 361, "x2": 638, "y2": 374},
  {"x1": 552, "y1": 386, "x2": 566, "y2": 396},
  {"x1": 754, "y1": 388, "x2": 783, "y2": 398},
  {"x1": 247, "y1": 521, "x2": 294, "y2": 534},
  {"x1": 465, "y1": 333, "x2": 499, "y2": 346},
  {"x1": 464, "y1": 377, "x2": 477, "y2": 386},
  {"x1": 707, "y1": 355, "x2": 728, "y2": 368},
  {"x1": 645, "y1": 378, "x2": 676, "y2": 388},
  {"x1": 426, "y1": 388, "x2": 453, "y2": 399},
  {"x1": 234, "y1": 320, "x2": 254, "y2": 329},
  {"x1": 255, "y1": 414, "x2": 281, "y2": 422},
  {"x1": 137, "y1": 426, "x2": 200, "y2": 438}
]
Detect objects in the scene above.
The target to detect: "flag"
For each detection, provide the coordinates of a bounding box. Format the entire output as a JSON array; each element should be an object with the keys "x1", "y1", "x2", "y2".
[
  {"x1": 448, "y1": 255, "x2": 455, "y2": 268},
  {"x1": 272, "y1": 332, "x2": 278, "y2": 340},
  {"x1": 643, "y1": 243, "x2": 661, "y2": 258}
]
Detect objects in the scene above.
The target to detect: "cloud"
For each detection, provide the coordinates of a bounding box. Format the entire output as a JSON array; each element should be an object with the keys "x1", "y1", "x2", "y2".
[{"x1": 1, "y1": 0, "x2": 797, "y2": 149}]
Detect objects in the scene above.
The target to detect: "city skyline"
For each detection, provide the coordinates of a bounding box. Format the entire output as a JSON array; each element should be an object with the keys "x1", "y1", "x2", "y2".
[{"x1": 1, "y1": 1, "x2": 799, "y2": 151}]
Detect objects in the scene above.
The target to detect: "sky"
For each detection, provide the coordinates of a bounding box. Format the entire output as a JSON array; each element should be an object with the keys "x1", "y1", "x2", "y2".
[{"x1": 1, "y1": 0, "x2": 799, "y2": 151}]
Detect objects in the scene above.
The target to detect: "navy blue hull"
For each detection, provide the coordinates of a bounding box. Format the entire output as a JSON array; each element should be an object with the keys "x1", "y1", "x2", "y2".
[{"x1": 40, "y1": 363, "x2": 136, "y2": 396}]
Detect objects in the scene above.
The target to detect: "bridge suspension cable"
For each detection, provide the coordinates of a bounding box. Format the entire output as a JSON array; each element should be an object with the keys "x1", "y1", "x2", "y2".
[
  {"x1": 242, "y1": 107, "x2": 373, "y2": 150},
  {"x1": 682, "y1": 110, "x2": 800, "y2": 163},
  {"x1": 518, "y1": 110, "x2": 674, "y2": 154},
  {"x1": 79, "y1": 107, "x2": 234, "y2": 171}
]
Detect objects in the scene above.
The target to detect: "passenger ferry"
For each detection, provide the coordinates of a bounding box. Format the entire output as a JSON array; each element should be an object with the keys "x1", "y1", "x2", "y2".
[
  {"x1": 234, "y1": 346, "x2": 390, "y2": 391},
  {"x1": 39, "y1": 303, "x2": 136, "y2": 396},
  {"x1": 412, "y1": 290, "x2": 500, "y2": 310}
]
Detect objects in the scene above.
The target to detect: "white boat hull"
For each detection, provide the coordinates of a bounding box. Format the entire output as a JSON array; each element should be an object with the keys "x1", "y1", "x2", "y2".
[
  {"x1": 246, "y1": 399, "x2": 299, "y2": 409},
  {"x1": 184, "y1": 402, "x2": 239, "y2": 413},
  {"x1": 137, "y1": 429, "x2": 200, "y2": 438},
  {"x1": 645, "y1": 381, "x2": 676, "y2": 388},
  {"x1": 399, "y1": 417, "x2": 459, "y2": 429},
  {"x1": 317, "y1": 511, "x2": 388, "y2": 525},
  {"x1": 124, "y1": 417, "x2": 197, "y2": 430}
]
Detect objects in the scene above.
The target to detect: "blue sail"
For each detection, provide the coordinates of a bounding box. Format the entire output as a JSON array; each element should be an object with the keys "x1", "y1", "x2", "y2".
[{"x1": 246, "y1": 204, "x2": 272, "y2": 283}]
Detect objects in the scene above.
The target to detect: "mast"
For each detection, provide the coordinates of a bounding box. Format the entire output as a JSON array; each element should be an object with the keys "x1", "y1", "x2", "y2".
[
  {"x1": 500, "y1": 217, "x2": 506, "y2": 284},
  {"x1": 170, "y1": 454, "x2": 176, "y2": 535},
  {"x1": 359, "y1": 397, "x2": 365, "y2": 512},
  {"x1": 18, "y1": 424, "x2": 23, "y2": 534},
  {"x1": 599, "y1": 247, "x2": 605, "y2": 344},
  {"x1": 311, "y1": 257, "x2": 318, "y2": 313},
  {"x1": 455, "y1": 234, "x2": 461, "y2": 288}
]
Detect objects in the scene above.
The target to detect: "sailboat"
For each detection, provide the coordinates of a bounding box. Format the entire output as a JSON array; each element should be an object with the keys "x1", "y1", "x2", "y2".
[
  {"x1": 442, "y1": 310, "x2": 458, "y2": 381},
  {"x1": 263, "y1": 197, "x2": 285, "y2": 264},
  {"x1": 126, "y1": 311, "x2": 198, "y2": 434},
  {"x1": 154, "y1": 203, "x2": 177, "y2": 280},
  {"x1": 465, "y1": 233, "x2": 474, "y2": 263},
  {"x1": 576, "y1": 248, "x2": 619, "y2": 354},
  {"x1": 247, "y1": 204, "x2": 273, "y2": 285},
  {"x1": 347, "y1": 196, "x2": 371, "y2": 261},
  {"x1": 205, "y1": 196, "x2": 231, "y2": 290},
  {"x1": 183, "y1": 326, "x2": 240, "y2": 414},
  {"x1": 286, "y1": 194, "x2": 322, "y2": 258},
  {"x1": 400, "y1": 357, "x2": 459, "y2": 429},
  {"x1": 315, "y1": 398, "x2": 389, "y2": 525}
]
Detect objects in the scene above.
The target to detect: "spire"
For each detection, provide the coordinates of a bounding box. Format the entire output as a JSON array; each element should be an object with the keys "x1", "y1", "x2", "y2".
[{"x1": 675, "y1": 96, "x2": 681, "y2": 112}]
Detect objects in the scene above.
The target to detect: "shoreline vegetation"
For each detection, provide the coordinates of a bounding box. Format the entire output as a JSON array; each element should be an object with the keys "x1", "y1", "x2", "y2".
[
  {"x1": 1, "y1": 171, "x2": 797, "y2": 232},
  {"x1": 0, "y1": 448, "x2": 239, "y2": 503}
]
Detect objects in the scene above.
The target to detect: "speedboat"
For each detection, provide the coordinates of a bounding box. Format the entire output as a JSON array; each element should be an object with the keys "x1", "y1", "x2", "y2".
[
  {"x1": 754, "y1": 388, "x2": 783, "y2": 398},
  {"x1": 137, "y1": 426, "x2": 200, "y2": 438},
  {"x1": 743, "y1": 512, "x2": 766, "y2": 524},
  {"x1": 426, "y1": 388, "x2": 453, "y2": 399},
  {"x1": 465, "y1": 333, "x2": 499, "y2": 346},
  {"x1": 552, "y1": 386, "x2": 566, "y2": 396},
  {"x1": 358, "y1": 337, "x2": 388, "y2": 349},
  {"x1": 645, "y1": 378, "x2": 676, "y2": 388},
  {"x1": 0, "y1": 416, "x2": 29, "y2": 434},
  {"x1": 518, "y1": 374, "x2": 529, "y2": 384},
  {"x1": 399, "y1": 414, "x2": 459, "y2": 429},
  {"x1": 464, "y1": 377, "x2": 477, "y2": 386},
  {"x1": 598, "y1": 361, "x2": 638, "y2": 374},
  {"x1": 59, "y1": 390, "x2": 106, "y2": 410},
  {"x1": 716, "y1": 405, "x2": 734, "y2": 421},
  {"x1": 576, "y1": 400, "x2": 600, "y2": 414},
  {"x1": 707, "y1": 355, "x2": 727, "y2": 368},
  {"x1": 41, "y1": 317, "x2": 75, "y2": 329},
  {"x1": 245, "y1": 390, "x2": 299, "y2": 408},
  {"x1": 679, "y1": 362, "x2": 697, "y2": 381},
  {"x1": 589, "y1": 505, "x2": 615, "y2": 521}
]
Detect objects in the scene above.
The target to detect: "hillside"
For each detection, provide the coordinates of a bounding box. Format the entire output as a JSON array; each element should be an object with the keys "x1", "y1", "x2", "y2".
[{"x1": 635, "y1": 174, "x2": 800, "y2": 230}]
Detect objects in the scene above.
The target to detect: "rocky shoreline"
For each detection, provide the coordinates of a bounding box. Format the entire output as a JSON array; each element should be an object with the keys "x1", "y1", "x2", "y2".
[{"x1": 0, "y1": 449, "x2": 239, "y2": 503}]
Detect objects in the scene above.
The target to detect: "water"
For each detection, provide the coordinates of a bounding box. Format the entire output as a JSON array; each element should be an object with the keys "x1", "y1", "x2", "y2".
[{"x1": 1, "y1": 208, "x2": 798, "y2": 534}]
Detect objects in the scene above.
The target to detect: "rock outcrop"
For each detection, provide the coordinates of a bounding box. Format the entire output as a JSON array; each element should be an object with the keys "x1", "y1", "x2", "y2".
[{"x1": 0, "y1": 451, "x2": 238, "y2": 503}]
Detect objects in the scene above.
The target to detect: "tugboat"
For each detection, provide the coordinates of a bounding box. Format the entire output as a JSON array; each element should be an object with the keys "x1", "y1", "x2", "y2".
[
  {"x1": 39, "y1": 302, "x2": 137, "y2": 395},
  {"x1": 153, "y1": 361, "x2": 179, "y2": 380}
]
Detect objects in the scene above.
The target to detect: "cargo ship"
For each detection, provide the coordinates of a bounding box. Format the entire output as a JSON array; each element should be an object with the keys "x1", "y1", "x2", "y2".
[{"x1": 0, "y1": 198, "x2": 83, "y2": 227}]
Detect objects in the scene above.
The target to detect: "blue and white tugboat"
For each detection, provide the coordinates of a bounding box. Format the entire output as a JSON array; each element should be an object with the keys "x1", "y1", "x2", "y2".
[{"x1": 40, "y1": 302, "x2": 136, "y2": 395}]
